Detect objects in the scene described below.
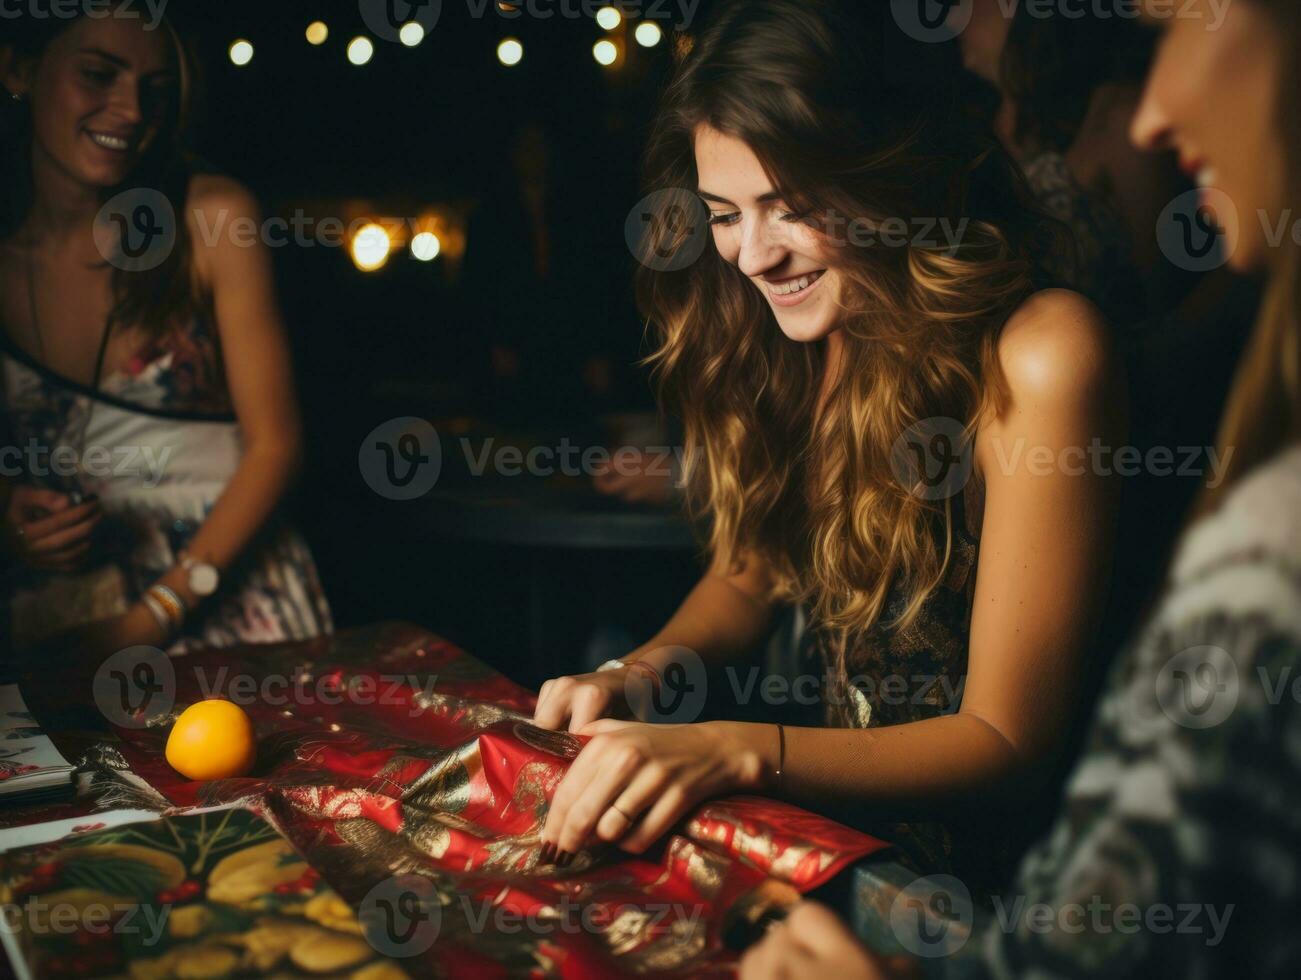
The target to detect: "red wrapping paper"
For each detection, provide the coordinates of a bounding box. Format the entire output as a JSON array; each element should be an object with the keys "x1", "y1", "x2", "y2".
[{"x1": 96, "y1": 622, "x2": 889, "y2": 976}]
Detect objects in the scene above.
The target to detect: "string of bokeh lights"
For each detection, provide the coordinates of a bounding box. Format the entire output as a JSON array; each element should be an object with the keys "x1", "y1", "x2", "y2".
[
  {"x1": 226, "y1": 5, "x2": 663, "y2": 72},
  {"x1": 225, "y1": 6, "x2": 664, "y2": 272}
]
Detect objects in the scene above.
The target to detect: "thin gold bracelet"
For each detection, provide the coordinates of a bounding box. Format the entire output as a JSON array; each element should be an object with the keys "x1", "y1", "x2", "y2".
[{"x1": 774, "y1": 723, "x2": 785, "y2": 795}]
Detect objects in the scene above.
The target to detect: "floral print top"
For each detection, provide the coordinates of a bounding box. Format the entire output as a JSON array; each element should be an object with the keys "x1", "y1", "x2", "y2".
[{"x1": 1, "y1": 315, "x2": 332, "y2": 654}]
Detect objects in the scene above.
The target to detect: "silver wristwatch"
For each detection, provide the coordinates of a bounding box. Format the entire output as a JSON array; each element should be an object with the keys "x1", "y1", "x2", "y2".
[{"x1": 179, "y1": 552, "x2": 220, "y2": 598}]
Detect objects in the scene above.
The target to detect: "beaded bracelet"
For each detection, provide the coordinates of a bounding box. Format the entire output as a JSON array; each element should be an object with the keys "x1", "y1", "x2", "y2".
[
  {"x1": 146, "y1": 583, "x2": 188, "y2": 635},
  {"x1": 141, "y1": 592, "x2": 174, "y2": 640}
]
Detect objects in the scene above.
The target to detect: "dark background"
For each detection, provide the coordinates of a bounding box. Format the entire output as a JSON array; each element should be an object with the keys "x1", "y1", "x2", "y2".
[{"x1": 163, "y1": 0, "x2": 710, "y2": 684}]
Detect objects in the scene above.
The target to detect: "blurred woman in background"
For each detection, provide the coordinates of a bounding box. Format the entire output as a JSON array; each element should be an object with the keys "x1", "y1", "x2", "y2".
[
  {"x1": 961, "y1": 0, "x2": 1179, "y2": 324},
  {"x1": 963, "y1": 0, "x2": 1262, "y2": 669},
  {"x1": 533, "y1": 0, "x2": 1126, "y2": 892},
  {"x1": 0, "y1": 3, "x2": 330, "y2": 657}
]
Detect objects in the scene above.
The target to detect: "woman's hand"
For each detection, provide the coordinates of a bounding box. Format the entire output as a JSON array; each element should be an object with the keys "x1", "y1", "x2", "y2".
[
  {"x1": 539, "y1": 719, "x2": 767, "y2": 860},
  {"x1": 740, "y1": 902, "x2": 902, "y2": 980},
  {"x1": 2, "y1": 485, "x2": 101, "y2": 572},
  {"x1": 533, "y1": 665, "x2": 651, "y2": 733}
]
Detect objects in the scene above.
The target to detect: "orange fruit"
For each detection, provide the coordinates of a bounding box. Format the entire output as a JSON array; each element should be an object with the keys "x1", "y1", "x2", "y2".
[{"x1": 165, "y1": 699, "x2": 257, "y2": 780}]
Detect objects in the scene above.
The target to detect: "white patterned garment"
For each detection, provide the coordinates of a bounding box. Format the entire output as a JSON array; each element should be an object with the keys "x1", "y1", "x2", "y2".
[
  {"x1": 938, "y1": 446, "x2": 1301, "y2": 978},
  {"x1": 1, "y1": 333, "x2": 332, "y2": 654}
]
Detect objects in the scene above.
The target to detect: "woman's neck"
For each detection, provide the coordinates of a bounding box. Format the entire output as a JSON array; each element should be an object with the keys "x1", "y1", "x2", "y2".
[
  {"x1": 24, "y1": 143, "x2": 102, "y2": 244},
  {"x1": 817, "y1": 328, "x2": 848, "y2": 419}
]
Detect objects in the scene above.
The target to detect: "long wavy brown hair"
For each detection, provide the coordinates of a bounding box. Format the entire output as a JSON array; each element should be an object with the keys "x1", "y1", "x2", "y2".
[
  {"x1": 1199, "y1": 0, "x2": 1301, "y2": 511},
  {"x1": 637, "y1": 0, "x2": 1053, "y2": 637}
]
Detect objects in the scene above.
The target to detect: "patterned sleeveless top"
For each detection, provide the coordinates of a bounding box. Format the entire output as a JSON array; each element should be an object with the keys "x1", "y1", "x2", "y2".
[
  {"x1": 0, "y1": 316, "x2": 332, "y2": 654},
  {"x1": 799, "y1": 481, "x2": 1018, "y2": 892},
  {"x1": 807, "y1": 483, "x2": 983, "y2": 732}
]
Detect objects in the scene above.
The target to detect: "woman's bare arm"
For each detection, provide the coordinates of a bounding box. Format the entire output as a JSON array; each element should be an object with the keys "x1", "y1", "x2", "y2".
[
  {"x1": 533, "y1": 552, "x2": 777, "y2": 731},
  {"x1": 746, "y1": 289, "x2": 1127, "y2": 809},
  {"x1": 153, "y1": 176, "x2": 305, "y2": 608}
]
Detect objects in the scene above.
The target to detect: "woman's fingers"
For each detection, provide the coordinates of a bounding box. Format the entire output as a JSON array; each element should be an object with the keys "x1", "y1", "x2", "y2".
[
  {"x1": 24, "y1": 508, "x2": 101, "y2": 555},
  {"x1": 578, "y1": 718, "x2": 633, "y2": 736},
  {"x1": 21, "y1": 498, "x2": 100, "y2": 539},
  {"x1": 550, "y1": 740, "x2": 648, "y2": 854},
  {"x1": 34, "y1": 540, "x2": 93, "y2": 572},
  {"x1": 541, "y1": 732, "x2": 604, "y2": 846},
  {"x1": 532, "y1": 673, "x2": 623, "y2": 732},
  {"x1": 595, "y1": 761, "x2": 669, "y2": 843},
  {"x1": 567, "y1": 682, "x2": 615, "y2": 733},
  {"x1": 532, "y1": 677, "x2": 572, "y2": 730},
  {"x1": 619, "y1": 781, "x2": 691, "y2": 854}
]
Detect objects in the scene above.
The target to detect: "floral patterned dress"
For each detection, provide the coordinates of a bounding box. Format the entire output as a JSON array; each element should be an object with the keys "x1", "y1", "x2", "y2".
[{"x1": 0, "y1": 318, "x2": 332, "y2": 654}]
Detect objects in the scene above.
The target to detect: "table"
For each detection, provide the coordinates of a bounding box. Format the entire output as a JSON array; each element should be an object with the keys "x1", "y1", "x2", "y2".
[{"x1": 2, "y1": 622, "x2": 906, "y2": 977}]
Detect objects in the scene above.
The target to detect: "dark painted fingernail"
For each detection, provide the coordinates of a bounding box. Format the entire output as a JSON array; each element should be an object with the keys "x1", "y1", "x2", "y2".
[
  {"x1": 539, "y1": 842, "x2": 555, "y2": 865},
  {"x1": 557, "y1": 851, "x2": 572, "y2": 868}
]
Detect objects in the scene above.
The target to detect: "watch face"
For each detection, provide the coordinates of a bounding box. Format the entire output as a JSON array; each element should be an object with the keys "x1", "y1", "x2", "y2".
[{"x1": 189, "y1": 564, "x2": 219, "y2": 597}]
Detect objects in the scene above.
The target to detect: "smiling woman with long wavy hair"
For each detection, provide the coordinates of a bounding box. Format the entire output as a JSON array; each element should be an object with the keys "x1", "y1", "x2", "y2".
[{"x1": 533, "y1": 0, "x2": 1128, "y2": 890}]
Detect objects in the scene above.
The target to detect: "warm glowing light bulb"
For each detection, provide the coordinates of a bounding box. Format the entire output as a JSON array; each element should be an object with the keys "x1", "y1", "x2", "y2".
[
  {"x1": 411, "y1": 232, "x2": 441, "y2": 262},
  {"x1": 348, "y1": 36, "x2": 375, "y2": 66},
  {"x1": 399, "y1": 22, "x2": 425, "y2": 47},
  {"x1": 593, "y1": 39, "x2": 618, "y2": 66},
  {"x1": 635, "y1": 21, "x2": 662, "y2": 47},
  {"x1": 596, "y1": 6, "x2": 622, "y2": 30},
  {"x1": 229, "y1": 40, "x2": 254, "y2": 66},
  {"x1": 497, "y1": 38, "x2": 523, "y2": 66},
  {"x1": 305, "y1": 22, "x2": 328, "y2": 46},
  {"x1": 351, "y1": 223, "x2": 392, "y2": 272}
]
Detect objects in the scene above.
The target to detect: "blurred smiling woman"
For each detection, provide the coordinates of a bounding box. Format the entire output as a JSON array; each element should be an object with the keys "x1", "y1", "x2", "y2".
[
  {"x1": 534, "y1": 0, "x2": 1127, "y2": 889},
  {"x1": 0, "y1": 4, "x2": 331, "y2": 657}
]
